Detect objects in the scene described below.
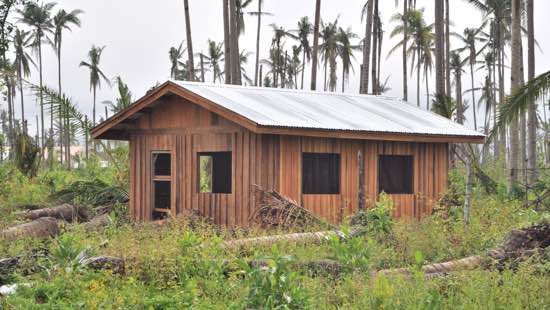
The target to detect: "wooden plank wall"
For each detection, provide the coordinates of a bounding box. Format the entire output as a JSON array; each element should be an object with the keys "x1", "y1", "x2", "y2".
[
  {"x1": 278, "y1": 137, "x2": 448, "y2": 223},
  {"x1": 128, "y1": 95, "x2": 448, "y2": 225}
]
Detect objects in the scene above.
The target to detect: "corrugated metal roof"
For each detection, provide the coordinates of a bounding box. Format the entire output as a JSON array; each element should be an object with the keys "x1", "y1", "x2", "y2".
[{"x1": 174, "y1": 81, "x2": 483, "y2": 138}]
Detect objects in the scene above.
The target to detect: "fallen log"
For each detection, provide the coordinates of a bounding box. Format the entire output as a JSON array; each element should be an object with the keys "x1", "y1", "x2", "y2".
[
  {"x1": 0, "y1": 217, "x2": 60, "y2": 240},
  {"x1": 376, "y1": 221, "x2": 550, "y2": 277},
  {"x1": 22, "y1": 204, "x2": 86, "y2": 223},
  {"x1": 222, "y1": 230, "x2": 348, "y2": 249},
  {"x1": 81, "y1": 256, "x2": 124, "y2": 275},
  {"x1": 79, "y1": 214, "x2": 112, "y2": 232},
  {"x1": 0, "y1": 257, "x2": 19, "y2": 275}
]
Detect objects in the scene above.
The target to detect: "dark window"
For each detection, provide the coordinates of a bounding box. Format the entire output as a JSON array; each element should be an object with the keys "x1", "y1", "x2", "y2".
[
  {"x1": 302, "y1": 153, "x2": 340, "y2": 194},
  {"x1": 152, "y1": 152, "x2": 172, "y2": 220},
  {"x1": 153, "y1": 153, "x2": 171, "y2": 176},
  {"x1": 199, "y1": 152, "x2": 232, "y2": 193},
  {"x1": 378, "y1": 155, "x2": 413, "y2": 194}
]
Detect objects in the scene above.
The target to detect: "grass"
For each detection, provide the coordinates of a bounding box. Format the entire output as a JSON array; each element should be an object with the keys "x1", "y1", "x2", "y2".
[{"x1": 0, "y1": 152, "x2": 549, "y2": 309}]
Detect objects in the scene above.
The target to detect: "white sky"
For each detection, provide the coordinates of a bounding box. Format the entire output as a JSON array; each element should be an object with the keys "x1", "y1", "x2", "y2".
[{"x1": 6, "y1": 0, "x2": 550, "y2": 136}]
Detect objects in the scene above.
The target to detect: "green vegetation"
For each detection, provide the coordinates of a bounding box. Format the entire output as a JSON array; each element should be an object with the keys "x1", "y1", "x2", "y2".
[{"x1": 0, "y1": 151, "x2": 548, "y2": 309}]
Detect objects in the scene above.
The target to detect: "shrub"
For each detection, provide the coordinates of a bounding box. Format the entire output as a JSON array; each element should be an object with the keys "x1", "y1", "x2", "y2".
[
  {"x1": 326, "y1": 227, "x2": 377, "y2": 273},
  {"x1": 350, "y1": 193, "x2": 394, "y2": 235},
  {"x1": 244, "y1": 246, "x2": 310, "y2": 309}
]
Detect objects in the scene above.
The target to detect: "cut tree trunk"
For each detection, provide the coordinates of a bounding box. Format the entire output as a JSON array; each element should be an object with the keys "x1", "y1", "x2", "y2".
[
  {"x1": 1, "y1": 217, "x2": 59, "y2": 240},
  {"x1": 79, "y1": 214, "x2": 112, "y2": 232},
  {"x1": 23, "y1": 204, "x2": 83, "y2": 222}
]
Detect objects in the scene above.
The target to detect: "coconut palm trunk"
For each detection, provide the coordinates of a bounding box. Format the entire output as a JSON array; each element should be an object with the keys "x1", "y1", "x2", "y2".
[
  {"x1": 456, "y1": 71, "x2": 463, "y2": 124},
  {"x1": 434, "y1": 0, "x2": 445, "y2": 97},
  {"x1": 301, "y1": 50, "x2": 306, "y2": 90},
  {"x1": 444, "y1": 0, "x2": 450, "y2": 96},
  {"x1": 17, "y1": 65, "x2": 25, "y2": 134},
  {"x1": 360, "y1": 0, "x2": 373, "y2": 94},
  {"x1": 402, "y1": 0, "x2": 408, "y2": 101},
  {"x1": 509, "y1": 0, "x2": 522, "y2": 186},
  {"x1": 183, "y1": 0, "x2": 195, "y2": 81},
  {"x1": 223, "y1": 0, "x2": 231, "y2": 84},
  {"x1": 310, "y1": 0, "x2": 321, "y2": 91},
  {"x1": 57, "y1": 40, "x2": 63, "y2": 165},
  {"x1": 470, "y1": 62, "x2": 477, "y2": 130},
  {"x1": 38, "y1": 40, "x2": 45, "y2": 150},
  {"x1": 526, "y1": 0, "x2": 537, "y2": 183},
  {"x1": 253, "y1": 0, "x2": 262, "y2": 86},
  {"x1": 370, "y1": 0, "x2": 378, "y2": 94},
  {"x1": 229, "y1": 0, "x2": 241, "y2": 85},
  {"x1": 498, "y1": 46, "x2": 506, "y2": 159}
]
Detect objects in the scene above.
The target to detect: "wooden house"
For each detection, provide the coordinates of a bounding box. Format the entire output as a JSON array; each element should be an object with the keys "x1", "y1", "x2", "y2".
[{"x1": 91, "y1": 81, "x2": 484, "y2": 225}]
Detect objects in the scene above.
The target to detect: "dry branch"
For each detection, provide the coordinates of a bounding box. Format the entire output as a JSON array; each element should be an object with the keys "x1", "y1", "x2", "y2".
[
  {"x1": 0, "y1": 217, "x2": 60, "y2": 240},
  {"x1": 249, "y1": 185, "x2": 327, "y2": 229}
]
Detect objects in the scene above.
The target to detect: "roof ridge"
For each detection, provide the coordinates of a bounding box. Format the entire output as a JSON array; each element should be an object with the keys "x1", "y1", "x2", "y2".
[{"x1": 171, "y1": 80, "x2": 405, "y2": 102}]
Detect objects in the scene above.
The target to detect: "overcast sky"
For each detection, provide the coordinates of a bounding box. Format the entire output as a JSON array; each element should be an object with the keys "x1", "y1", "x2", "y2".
[{"x1": 8, "y1": 0, "x2": 550, "y2": 136}]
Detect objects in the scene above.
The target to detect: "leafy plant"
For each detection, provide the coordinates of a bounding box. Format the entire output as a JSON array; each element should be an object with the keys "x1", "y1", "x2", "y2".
[
  {"x1": 351, "y1": 193, "x2": 394, "y2": 235},
  {"x1": 326, "y1": 226, "x2": 376, "y2": 273},
  {"x1": 244, "y1": 245, "x2": 310, "y2": 309}
]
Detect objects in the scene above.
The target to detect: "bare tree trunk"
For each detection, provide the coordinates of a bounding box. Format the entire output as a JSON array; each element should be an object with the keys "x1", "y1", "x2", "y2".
[
  {"x1": 200, "y1": 53, "x2": 205, "y2": 82},
  {"x1": 464, "y1": 147, "x2": 473, "y2": 224},
  {"x1": 445, "y1": 0, "x2": 451, "y2": 97},
  {"x1": 253, "y1": 0, "x2": 262, "y2": 86},
  {"x1": 57, "y1": 45, "x2": 63, "y2": 166},
  {"x1": 435, "y1": 0, "x2": 445, "y2": 97},
  {"x1": 229, "y1": 0, "x2": 241, "y2": 85},
  {"x1": 456, "y1": 72, "x2": 463, "y2": 124},
  {"x1": 371, "y1": 0, "x2": 379, "y2": 94},
  {"x1": 184, "y1": 0, "x2": 195, "y2": 81},
  {"x1": 360, "y1": 0, "x2": 373, "y2": 94},
  {"x1": 310, "y1": 0, "x2": 321, "y2": 91},
  {"x1": 18, "y1": 67, "x2": 25, "y2": 134},
  {"x1": 417, "y1": 49, "x2": 421, "y2": 107},
  {"x1": 470, "y1": 63, "x2": 477, "y2": 130},
  {"x1": 509, "y1": 0, "x2": 522, "y2": 186},
  {"x1": 526, "y1": 0, "x2": 537, "y2": 184},
  {"x1": 38, "y1": 41, "x2": 45, "y2": 150},
  {"x1": 402, "y1": 0, "x2": 408, "y2": 101},
  {"x1": 259, "y1": 64, "x2": 263, "y2": 87},
  {"x1": 498, "y1": 46, "x2": 506, "y2": 160},
  {"x1": 301, "y1": 50, "x2": 306, "y2": 90},
  {"x1": 84, "y1": 115, "x2": 89, "y2": 160},
  {"x1": 223, "y1": 0, "x2": 231, "y2": 84}
]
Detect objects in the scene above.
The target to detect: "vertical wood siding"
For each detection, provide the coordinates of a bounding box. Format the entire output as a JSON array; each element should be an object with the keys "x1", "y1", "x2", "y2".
[{"x1": 128, "y1": 95, "x2": 448, "y2": 225}]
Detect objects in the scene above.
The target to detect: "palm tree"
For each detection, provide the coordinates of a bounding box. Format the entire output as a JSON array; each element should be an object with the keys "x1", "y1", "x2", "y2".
[
  {"x1": 454, "y1": 26, "x2": 488, "y2": 130},
  {"x1": 450, "y1": 51, "x2": 465, "y2": 124},
  {"x1": 169, "y1": 42, "x2": 186, "y2": 80},
  {"x1": 319, "y1": 18, "x2": 339, "y2": 92},
  {"x1": 310, "y1": 0, "x2": 321, "y2": 91},
  {"x1": 248, "y1": 0, "x2": 271, "y2": 86},
  {"x1": 269, "y1": 24, "x2": 295, "y2": 87},
  {"x1": 183, "y1": 0, "x2": 194, "y2": 81},
  {"x1": 53, "y1": 8, "x2": 82, "y2": 166},
  {"x1": 18, "y1": 1, "x2": 55, "y2": 149},
  {"x1": 389, "y1": 9, "x2": 430, "y2": 107},
  {"x1": 360, "y1": 0, "x2": 373, "y2": 94},
  {"x1": 204, "y1": 40, "x2": 224, "y2": 83},
  {"x1": 103, "y1": 76, "x2": 133, "y2": 114},
  {"x1": 236, "y1": 0, "x2": 253, "y2": 35},
  {"x1": 79, "y1": 45, "x2": 110, "y2": 126},
  {"x1": 337, "y1": 26, "x2": 359, "y2": 92},
  {"x1": 239, "y1": 49, "x2": 253, "y2": 85},
  {"x1": 12, "y1": 28, "x2": 35, "y2": 134},
  {"x1": 398, "y1": 0, "x2": 409, "y2": 101},
  {"x1": 370, "y1": 0, "x2": 379, "y2": 94},
  {"x1": 295, "y1": 16, "x2": 312, "y2": 90}
]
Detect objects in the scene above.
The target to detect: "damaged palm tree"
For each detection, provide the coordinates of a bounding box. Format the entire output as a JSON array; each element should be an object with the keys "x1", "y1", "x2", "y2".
[{"x1": 249, "y1": 185, "x2": 327, "y2": 229}]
